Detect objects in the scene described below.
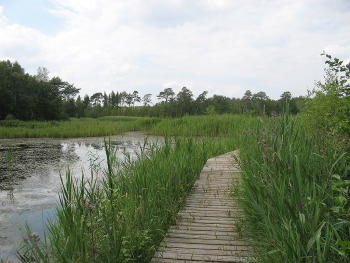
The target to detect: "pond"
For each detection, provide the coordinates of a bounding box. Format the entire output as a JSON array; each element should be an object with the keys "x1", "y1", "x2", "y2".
[{"x1": 0, "y1": 132, "x2": 163, "y2": 262}]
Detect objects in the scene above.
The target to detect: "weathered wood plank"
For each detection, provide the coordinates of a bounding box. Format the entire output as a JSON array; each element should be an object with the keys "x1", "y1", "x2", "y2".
[
  {"x1": 164, "y1": 233, "x2": 239, "y2": 241},
  {"x1": 162, "y1": 237, "x2": 247, "y2": 246},
  {"x1": 160, "y1": 242, "x2": 252, "y2": 251},
  {"x1": 153, "y1": 252, "x2": 254, "y2": 262}
]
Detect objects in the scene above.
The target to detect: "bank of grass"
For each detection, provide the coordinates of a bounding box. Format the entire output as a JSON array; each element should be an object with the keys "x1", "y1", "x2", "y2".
[
  {"x1": 0, "y1": 116, "x2": 161, "y2": 138},
  {"x1": 0, "y1": 114, "x2": 255, "y2": 139},
  {"x1": 149, "y1": 114, "x2": 257, "y2": 138},
  {"x1": 17, "y1": 136, "x2": 238, "y2": 262},
  {"x1": 238, "y1": 109, "x2": 350, "y2": 262}
]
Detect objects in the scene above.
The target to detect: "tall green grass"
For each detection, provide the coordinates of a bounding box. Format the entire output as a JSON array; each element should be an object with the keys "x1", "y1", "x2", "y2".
[
  {"x1": 18, "y1": 136, "x2": 237, "y2": 262},
  {"x1": 238, "y1": 109, "x2": 350, "y2": 262},
  {"x1": 0, "y1": 114, "x2": 254, "y2": 140},
  {"x1": 0, "y1": 114, "x2": 256, "y2": 138},
  {"x1": 0, "y1": 117, "x2": 159, "y2": 138},
  {"x1": 149, "y1": 114, "x2": 256, "y2": 138}
]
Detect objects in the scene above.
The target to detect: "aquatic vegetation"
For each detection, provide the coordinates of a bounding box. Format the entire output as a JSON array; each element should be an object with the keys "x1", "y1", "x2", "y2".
[
  {"x1": 18, "y1": 136, "x2": 237, "y2": 262},
  {"x1": 0, "y1": 114, "x2": 255, "y2": 139}
]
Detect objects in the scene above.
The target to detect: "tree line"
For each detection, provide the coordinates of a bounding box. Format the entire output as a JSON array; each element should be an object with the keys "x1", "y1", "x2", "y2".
[
  {"x1": 1, "y1": 54, "x2": 349, "y2": 137},
  {"x1": 80, "y1": 88, "x2": 302, "y2": 118},
  {"x1": 0, "y1": 59, "x2": 303, "y2": 120}
]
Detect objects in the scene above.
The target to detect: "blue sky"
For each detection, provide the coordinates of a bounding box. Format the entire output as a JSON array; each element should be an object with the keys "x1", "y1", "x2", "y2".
[
  {"x1": 0, "y1": 0, "x2": 349, "y2": 102},
  {"x1": 0, "y1": 0, "x2": 62, "y2": 34}
]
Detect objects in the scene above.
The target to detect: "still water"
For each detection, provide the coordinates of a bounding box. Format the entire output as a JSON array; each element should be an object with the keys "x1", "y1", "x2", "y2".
[{"x1": 0, "y1": 132, "x2": 163, "y2": 261}]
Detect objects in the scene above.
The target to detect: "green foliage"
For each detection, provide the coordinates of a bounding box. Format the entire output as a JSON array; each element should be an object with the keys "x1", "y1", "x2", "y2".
[
  {"x1": 205, "y1": 105, "x2": 217, "y2": 116},
  {"x1": 300, "y1": 53, "x2": 350, "y2": 135},
  {"x1": 238, "y1": 108, "x2": 349, "y2": 262},
  {"x1": 0, "y1": 60, "x2": 77, "y2": 121}
]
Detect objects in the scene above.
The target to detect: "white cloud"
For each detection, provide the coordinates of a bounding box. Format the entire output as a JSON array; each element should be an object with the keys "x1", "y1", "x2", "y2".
[
  {"x1": 0, "y1": 0, "x2": 349, "y2": 100},
  {"x1": 162, "y1": 81, "x2": 195, "y2": 94}
]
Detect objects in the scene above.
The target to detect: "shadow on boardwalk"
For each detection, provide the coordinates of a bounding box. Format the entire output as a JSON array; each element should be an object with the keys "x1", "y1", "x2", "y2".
[{"x1": 151, "y1": 150, "x2": 255, "y2": 263}]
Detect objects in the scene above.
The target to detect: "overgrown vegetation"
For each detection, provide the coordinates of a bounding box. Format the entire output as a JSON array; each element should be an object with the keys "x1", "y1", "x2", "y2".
[
  {"x1": 235, "y1": 54, "x2": 350, "y2": 262},
  {"x1": 238, "y1": 108, "x2": 349, "y2": 262},
  {"x1": 0, "y1": 117, "x2": 153, "y2": 138},
  {"x1": 0, "y1": 114, "x2": 252, "y2": 139},
  {"x1": 300, "y1": 53, "x2": 350, "y2": 136}
]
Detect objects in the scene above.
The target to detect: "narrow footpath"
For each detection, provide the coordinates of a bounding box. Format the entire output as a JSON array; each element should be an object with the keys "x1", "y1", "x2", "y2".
[{"x1": 151, "y1": 150, "x2": 254, "y2": 263}]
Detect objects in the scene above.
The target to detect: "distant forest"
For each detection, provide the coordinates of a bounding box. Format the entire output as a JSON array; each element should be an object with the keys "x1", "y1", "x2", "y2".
[{"x1": 0, "y1": 60, "x2": 304, "y2": 121}]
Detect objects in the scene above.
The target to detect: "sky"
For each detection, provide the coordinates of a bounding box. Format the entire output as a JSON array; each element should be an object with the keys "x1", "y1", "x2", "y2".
[{"x1": 0, "y1": 0, "x2": 349, "y2": 102}]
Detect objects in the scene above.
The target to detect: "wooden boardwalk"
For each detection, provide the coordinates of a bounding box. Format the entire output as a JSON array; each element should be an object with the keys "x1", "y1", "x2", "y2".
[{"x1": 152, "y1": 150, "x2": 254, "y2": 263}]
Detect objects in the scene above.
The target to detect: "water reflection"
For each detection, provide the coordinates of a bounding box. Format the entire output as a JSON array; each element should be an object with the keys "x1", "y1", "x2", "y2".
[{"x1": 0, "y1": 132, "x2": 163, "y2": 261}]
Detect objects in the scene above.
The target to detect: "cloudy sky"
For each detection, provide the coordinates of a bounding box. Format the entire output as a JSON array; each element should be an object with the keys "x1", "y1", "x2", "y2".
[{"x1": 0, "y1": 0, "x2": 349, "y2": 102}]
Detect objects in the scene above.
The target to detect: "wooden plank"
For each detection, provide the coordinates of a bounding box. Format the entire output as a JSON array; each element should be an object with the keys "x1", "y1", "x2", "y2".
[
  {"x1": 153, "y1": 252, "x2": 254, "y2": 262},
  {"x1": 159, "y1": 243, "x2": 251, "y2": 252},
  {"x1": 169, "y1": 225, "x2": 236, "y2": 232},
  {"x1": 162, "y1": 237, "x2": 247, "y2": 246},
  {"x1": 154, "y1": 248, "x2": 252, "y2": 257},
  {"x1": 165, "y1": 233, "x2": 239, "y2": 241}
]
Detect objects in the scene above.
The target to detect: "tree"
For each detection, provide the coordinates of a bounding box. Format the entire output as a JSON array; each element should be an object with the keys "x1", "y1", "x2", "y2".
[
  {"x1": 253, "y1": 91, "x2": 269, "y2": 101},
  {"x1": 49, "y1": 77, "x2": 80, "y2": 101},
  {"x1": 91, "y1": 92, "x2": 103, "y2": 107},
  {"x1": 36, "y1": 67, "x2": 50, "y2": 82},
  {"x1": 132, "y1": 91, "x2": 141, "y2": 108},
  {"x1": 125, "y1": 93, "x2": 133, "y2": 108},
  {"x1": 242, "y1": 90, "x2": 253, "y2": 113},
  {"x1": 280, "y1": 91, "x2": 292, "y2": 101},
  {"x1": 242, "y1": 90, "x2": 253, "y2": 101},
  {"x1": 83, "y1": 94, "x2": 90, "y2": 117},
  {"x1": 252, "y1": 91, "x2": 270, "y2": 115},
  {"x1": 194, "y1": 91, "x2": 208, "y2": 115},
  {"x1": 0, "y1": 61, "x2": 14, "y2": 119},
  {"x1": 103, "y1": 92, "x2": 109, "y2": 108},
  {"x1": 157, "y1": 88, "x2": 175, "y2": 102},
  {"x1": 90, "y1": 92, "x2": 103, "y2": 118},
  {"x1": 142, "y1": 94, "x2": 152, "y2": 106},
  {"x1": 75, "y1": 95, "x2": 84, "y2": 118},
  {"x1": 118, "y1": 91, "x2": 126, "y2": 107},
  {"x1": 209, "y1": 95, "x2": 231, "y2": 114},
  {"x1": 176, "y1": 87, "x2": 194, "y2": 116}
]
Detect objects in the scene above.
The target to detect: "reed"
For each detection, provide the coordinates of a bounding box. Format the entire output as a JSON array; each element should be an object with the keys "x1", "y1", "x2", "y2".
[
  {"x1": 149, "y1": 114, "x2": 256, "y2": 138},
  {"x1": 0, "y1": 114, "x2": 254, "y2": 140},
  {"x1": 0, "y1": 117, "x2": 153, "y2": 138},
  {"x1": 238, "y1": 108, "x2": 350, "y2": 262}
]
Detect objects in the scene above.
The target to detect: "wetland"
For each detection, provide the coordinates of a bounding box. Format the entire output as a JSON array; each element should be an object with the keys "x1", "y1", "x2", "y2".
[{"x1": 0, "y1": 132, "x2": 163, "y2": 261}]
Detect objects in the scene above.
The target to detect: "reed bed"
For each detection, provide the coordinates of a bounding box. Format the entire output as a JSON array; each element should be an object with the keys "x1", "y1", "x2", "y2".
[
  {"x1": 0, "y1": 114, "x2": 253, "y2": 139},
  {"x1": 149, "y1": 114, "x2": 256, "y2": 138},
  {"x1": 238, "y1": 109, "x2": 350, "y2": 262},
  {"x1": 17, "y1": 136, "x2": 237, "y2": 262},
  {"x1": 0, "y1": 117, "x2": 158, "y2": 138}
]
